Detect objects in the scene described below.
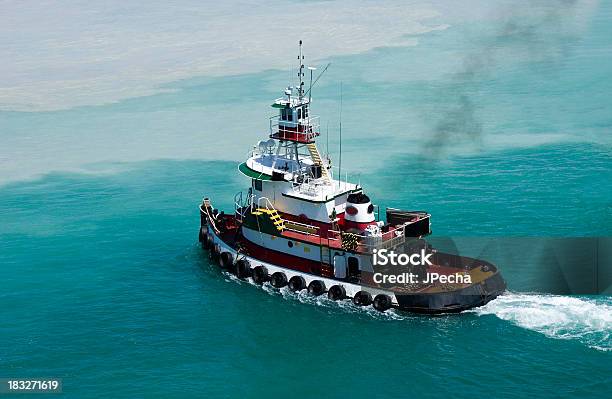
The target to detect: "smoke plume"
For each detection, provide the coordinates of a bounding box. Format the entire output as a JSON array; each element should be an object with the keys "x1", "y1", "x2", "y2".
[{"x1": 424, "y1": 0, "x2": 594, "y2": 158}]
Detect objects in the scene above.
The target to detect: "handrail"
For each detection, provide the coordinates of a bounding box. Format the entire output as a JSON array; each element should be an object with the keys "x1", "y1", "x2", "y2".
[
  {"x1": 269, "y1": 115, "x2": 320, "y2": 142},
  {"x1": 328, "y1": 222, "x2": 407, "y2": 240},
  {"x1": 249, "y1": 197, "x2": 408, "y2": 252},
  {"x1": 200, "y1": 203, "x2": 220, "y2": 234},
  {"x1": 284, "y1": 219, "x2": 320, "y2": 230},
  {"x1": 234, "y1": 191, "x2": 256, "y2": 221},
  {"x1": 283, "y1": 219, "x2": 320, "y2": 236},
  {"x1": 234, "y1": 192, "x2": 243, "y2": 221},
  {"x1": 256, "y1": 196, "x2": 275, "y2": 211},
  {"x1": 253, "y1": 196, "x2": 323, "y2": 236},
  {"x1": 271, "y1": 130, "x2": 319, "y2": 143},
  {"x1": 269, "y1": 115, "x2": 320, "y2": 130},
  {"x1": 327, "y1": 222, "x2": 409, "y2": 253}
]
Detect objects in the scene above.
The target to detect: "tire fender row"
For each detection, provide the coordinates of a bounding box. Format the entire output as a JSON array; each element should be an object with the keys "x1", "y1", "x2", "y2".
[{"x1": 201, "y1": 227, "x2": 392, "y2": 312}]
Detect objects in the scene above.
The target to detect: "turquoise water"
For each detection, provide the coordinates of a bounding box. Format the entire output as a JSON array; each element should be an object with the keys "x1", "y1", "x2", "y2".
[
  {"x1": 1, "y1": 1, "x2": 612, "y2": 397},
  {"x1": 1, "y1": 162, "x2": 610, "y2": 398}
]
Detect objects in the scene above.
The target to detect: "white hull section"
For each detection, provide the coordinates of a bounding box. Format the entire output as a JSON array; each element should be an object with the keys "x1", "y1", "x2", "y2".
[
  {"x1": 242, "y1": 226, "x2": 324, "y2": 263},
  {"x1": 241, "y1": 226, "x2": 376, "y2": 272},
  {"x1": 204, "y1": 226, "x2": 398, "y2": 306}
]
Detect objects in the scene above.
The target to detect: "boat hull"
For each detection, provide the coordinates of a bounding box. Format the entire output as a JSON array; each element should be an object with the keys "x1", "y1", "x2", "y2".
[
  {"x1": 394, "y1": 273, "x2": 506, "y2": 314},
  {"x1": 199, "y1": 209, "x2": 506, "y2": 314}
]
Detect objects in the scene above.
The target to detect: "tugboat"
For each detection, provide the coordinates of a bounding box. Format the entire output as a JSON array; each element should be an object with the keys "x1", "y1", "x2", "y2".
[{"x1": 198, "y1": 42, "x2": 505, "y2": 313}]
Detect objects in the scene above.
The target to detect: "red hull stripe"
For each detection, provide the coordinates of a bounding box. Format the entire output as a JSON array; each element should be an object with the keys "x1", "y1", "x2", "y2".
[{"x1": 241, "y1": 236, "x2": 326, "y2": 276}]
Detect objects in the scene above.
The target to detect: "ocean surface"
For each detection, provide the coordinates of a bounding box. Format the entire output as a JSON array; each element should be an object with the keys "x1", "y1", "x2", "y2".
[{"x1": 1, "y1": 1, "x2": 611, "y2": 398}]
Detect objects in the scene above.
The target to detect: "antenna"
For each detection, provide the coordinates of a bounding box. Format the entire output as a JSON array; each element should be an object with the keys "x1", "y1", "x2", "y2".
[
  {"x1": 298, "y1": 40, "x2": 305, "y2": 99},
  {"x1": 304, "y1": 63, "x2": 331, "y2": 98},
  {"x1": 289, "y1": 61, "x2": 293, "y2": 93},
  {"x1": 339, "y1": 82, "x2": 343, "y2": 189},
  {"x1": 308, "y1": 66, "x2": 316, "y2": 105},
  {"x1": 326, "y1": 121, "x2": 329, "y2": 164}
]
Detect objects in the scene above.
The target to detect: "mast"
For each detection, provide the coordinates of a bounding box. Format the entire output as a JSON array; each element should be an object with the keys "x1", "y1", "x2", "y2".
[
  {"x1": 298, "y1": 40, "x2": 305, "y2": 99},
  {"x1": 267, "y1": 41, "x2": 331, "y2": 184},
  {"x1": 339, "y1": 82, "x2": 343, "y2": 188}
]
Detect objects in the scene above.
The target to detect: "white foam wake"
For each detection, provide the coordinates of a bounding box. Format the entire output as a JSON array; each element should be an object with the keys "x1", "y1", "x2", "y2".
[
  {"x1": 471, "y1": 292, "x2": 612, "y2": 352},
  {"x1": 222, "y1": 271, "x2": 411, "y2": 321},
  {"x1": 221, "y1": 267, "x2": 612, "y2": 347}
]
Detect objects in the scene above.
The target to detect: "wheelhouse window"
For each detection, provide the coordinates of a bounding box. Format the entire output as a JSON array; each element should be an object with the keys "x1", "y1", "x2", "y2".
[{"x1": 281, "y1": 108, "x2": 293, "y2": 122}]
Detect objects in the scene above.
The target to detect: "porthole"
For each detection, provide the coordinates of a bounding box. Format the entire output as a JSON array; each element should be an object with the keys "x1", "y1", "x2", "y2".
[{"x1": 288, "y1": 241, "x2": 294, "y2": 248}]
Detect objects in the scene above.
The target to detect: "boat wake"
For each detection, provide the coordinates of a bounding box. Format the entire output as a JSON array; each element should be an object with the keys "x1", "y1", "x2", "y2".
[
  {"x1": 222, "y1": 272, "x2": 412, "y2": 321},
  {"x1": 471, "y1": 292, "x2": 612, "y2": 352},
  {"x1": 222, "y1": 271, "x2": 612, "y2": 349}
]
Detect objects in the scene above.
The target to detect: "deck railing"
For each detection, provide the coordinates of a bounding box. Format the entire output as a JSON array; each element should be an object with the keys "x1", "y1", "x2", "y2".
[
  {"x1": 288, "y1": 165, "x2": 359, "y2": 198},
  {"x1": 328, "y1": 223, "x2": 408, "y2": 253},
  {"x1": 284, "y1": 219, "x2": 320, "y2": 236},
  {"x1": 246, "y1": 195, "x2": 410, "y2": 253},
  {"x1": 234, "y1": 191, "x2": 256, "y2": 221},
  {"x1": 269, "y1": 116, "x2": 320, "y2": 142}
]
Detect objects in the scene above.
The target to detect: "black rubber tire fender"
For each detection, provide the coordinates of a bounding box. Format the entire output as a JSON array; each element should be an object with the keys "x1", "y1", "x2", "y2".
[
  {"x1": 373, "y1": 294, "x2": 392, "y2": 312},
  {"x1": 252, "y1": 266, "x2": 268, "y2": 285},
  {"x1": 352, "y1": 290, "x2": 373, "y2": 306},
  {"x1": 219, "y1": 252, "x2": 234, "y2": 270},
  {"x1": 270, "y1": 272, "x2": 288, "y2": 288},
  {"x1": 209, "y1": 244, "x2": 221, "y2": 262},
  {"x1": 288, "y1": 276, "x2": 306, "y2": 292},
  {"x1": 308, "y1": 280, "x2": 326, "y2": 296},
  {"x1": 328, "y1": 285, "x2": 346, "y2": 301},
  {"x1": 204, "y1": 234, "x2": 214, "y2": 251},
  {"x1": 235, "y1": 259, "x2": 251, "y2": 279}
]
